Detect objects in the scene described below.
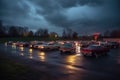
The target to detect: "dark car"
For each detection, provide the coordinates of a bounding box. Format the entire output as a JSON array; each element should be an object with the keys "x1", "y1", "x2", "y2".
[
  {"x1": 16, "y1": 42, "x2": 29, "y2": 47},
  {"x1": 107, "y1": 42, "x2": 119, "y2": 48},
  {"x1": 47, "y1": 42, "x2": 60, "y2": 50},
  {"x1": 6, "y1": 41, "x2": 13, "y2": 45},
  {"x1": 59, "y1": 43, "x2": 75, "y2": 54},
  {"x1": 80, "y1": 45, "x2": 109, "y2": 57}
]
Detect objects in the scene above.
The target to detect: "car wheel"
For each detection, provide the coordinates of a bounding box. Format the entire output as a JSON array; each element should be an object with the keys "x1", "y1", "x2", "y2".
[
  {"x1": 60, "y1": 50, "x2": 63, "y2": 53},
  {"x1": 95, "y1": 53, "x2": 99, "y2": 58},
  {"x1": 92, "y1": 53, "x2": 98, "y2": 57},
  {"x1": 82, "y1": 53, "x2": 87, "y2": 56},
  {"x1": 104, "y1": 52, "x2": 107, "y2": 56}
]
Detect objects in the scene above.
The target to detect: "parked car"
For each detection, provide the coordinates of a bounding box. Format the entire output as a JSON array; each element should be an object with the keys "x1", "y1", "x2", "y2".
[
  {"x1": 47, "y1": 42, "x2": 60, "y2": 50},
  {"x1": 29, "y1": 41, "x2": 44, "y2": 48},
  {"x1": 16, "y1": 42, "x2": 29, "y2": 47},
  {"x1": 80, "y1": 41, "x2": 90, "y2": 48},
  {"x1": 12, "y1": 41, "x2": 19, "y2": 46},
  {"x1": 107, "y1": 42, "x2": 119, "y2": 48},
  {"x1": 33, "y1": 42, "x2": 46, "y2": 49},
  {"x1": 80, "y1": 45, "x2": 109, "y2": 57},
  {"x1": 7, "y1": 41, "x2": 13, "y2": 45},
  {"x1": 59, "y1": 43, "x2": 76, "y2": 54}
]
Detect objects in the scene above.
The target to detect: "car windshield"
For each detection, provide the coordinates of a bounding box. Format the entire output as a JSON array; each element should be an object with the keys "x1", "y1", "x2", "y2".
[
  {"x1": 48, "y1": 43, "x2": 54, "y2": 45},
  {"x1": 111, "y1": 42, "x2": 118, "y2": 44},
  {"x1": 88, "y1": 45, "x2": 101, "y2": 49},
  {"x1": 63, "y1": 43, "x2": 73, "y2": 48},
  {"x1": 37, "y1": 43, "x2": 43, "y2": 45}
]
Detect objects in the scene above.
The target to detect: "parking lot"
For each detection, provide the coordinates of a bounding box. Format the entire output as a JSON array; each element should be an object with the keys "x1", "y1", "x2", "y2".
[{"x1": 0, "y1": 42, "x2": 120, "y2": 80}]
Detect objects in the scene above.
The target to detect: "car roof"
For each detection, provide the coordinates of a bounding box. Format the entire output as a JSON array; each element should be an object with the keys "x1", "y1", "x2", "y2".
[{"x1": 89, "y1": 44, "x2": 100, "y2": 46}]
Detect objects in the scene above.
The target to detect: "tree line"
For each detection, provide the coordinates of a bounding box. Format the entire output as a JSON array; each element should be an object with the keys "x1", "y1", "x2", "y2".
[
  {"x1": 0, "y1": 20, "x2": 120, "y2": 39},
  {"x1": 103, "y1": 29, "x2": 120, "y2": 38},
  {"x1": 0, "y1": 20, "x2": 79, "y2": 39},
  {"x1": 0, "y1": 21, "x2": 33, "y2": 37}
]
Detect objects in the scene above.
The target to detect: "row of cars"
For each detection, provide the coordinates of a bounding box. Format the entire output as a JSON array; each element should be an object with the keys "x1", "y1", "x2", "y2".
[
  {"x1": 81, "y1": 41, "x2": 120, "y2": 57},
  {"x1": 6, "y1": 40, "x2": 120, "y2": 57},
  {"x1": 30, "y1": 41, "x2": 60, "y2": 50},
  {"x1": 7, "y1": 41, "x2": 61, "y2": 50}
]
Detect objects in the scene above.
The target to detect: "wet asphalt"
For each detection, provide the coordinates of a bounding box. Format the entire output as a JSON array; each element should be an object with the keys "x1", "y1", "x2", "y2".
[{"x1": 0, "y1": 44, "x2": 120, "y2": 80}]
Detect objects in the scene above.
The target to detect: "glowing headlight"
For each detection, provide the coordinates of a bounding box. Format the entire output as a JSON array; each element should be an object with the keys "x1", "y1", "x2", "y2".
[
  {"x1": 30, "y1": 45, "x2": 32, "y2": 47},
  {"x1": 13, "y1": 43, "x2": 16, "y2": 46},
  {"x1": 41, "y1": 46, "x2": 44, "y2": 49},
  {"x1": 38, "y1": 46, "x2": 44, "y2": 49},
  {"x1": 20, "y1": 44, "x2": 23, "y2": 47}
]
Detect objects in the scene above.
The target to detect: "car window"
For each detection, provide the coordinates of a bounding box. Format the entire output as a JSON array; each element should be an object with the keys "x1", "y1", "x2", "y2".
[
  {"x1": 37, "y1": 43, "x2": 43, "y2": 45},
  {"x1": 88, "y1": 45, "x2": 101, "y2": 49}
]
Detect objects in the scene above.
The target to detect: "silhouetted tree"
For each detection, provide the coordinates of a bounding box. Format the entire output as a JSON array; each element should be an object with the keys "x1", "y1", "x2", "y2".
[
  {"x1": 62, "y1": 28, "x2": 73, "y2": 39},
  {"x1": 44, "y1": 29, "x2": 49, "y2": 38},
  {"x1": 28, "y1": 31, "x2": 34, "y2": 37},
  {"x1": 67, "y1": 28, "x2": 72, "y2": 38},
  {"x1": 35, "y1": 28, "x2": 44, "y2": 36},
  {"x1": 62, "y1": 29, "x2": 66, "y2": 38},
  {"x1": 49, "y1": 32, "x2": 58, "y2": 38},
  {"x1": 17, "y1": 27, "x2": 24, "y2": 36},
  {"x1": 22, "y1": 27, "x2": 29, "y2": 37},
  {"x1": 0, "y1": 20, "x2": 6, "y2": 37},
  {"x1": 110, "y1": 29, "x2": 120, "y2": 37},
  {"x1": 35, "y1": 28, "x2": 49, "y2": 38},
  {"x1": 8, "y1": 26, "x2": 19, "y2": 37},
  {"x1": 104, "y1": 30, "x2": 110, "y2": 37},
  {"x1": 72, "y1": 32, "x2": 78, "y2": 39}
]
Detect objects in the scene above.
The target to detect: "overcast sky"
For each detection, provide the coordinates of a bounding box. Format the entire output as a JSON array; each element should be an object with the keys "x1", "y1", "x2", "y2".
[{"x1": 0, "y1": 0, "x2": 120, "y2": 35}]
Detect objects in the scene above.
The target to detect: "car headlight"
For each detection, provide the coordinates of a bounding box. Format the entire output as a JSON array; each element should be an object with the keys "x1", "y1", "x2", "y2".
[
  {"x1": 38, "y1": 46, "x2": 44, "y2": 49},
  {"x1": 41, "y1": 46, "x2": 44, "y2": 49},
  {"x1": 30, "y1": 45, "x2": 32, "y2": 47},
  {"x1": 20, "y1": 44, "x2": 23, "y2": 46}
]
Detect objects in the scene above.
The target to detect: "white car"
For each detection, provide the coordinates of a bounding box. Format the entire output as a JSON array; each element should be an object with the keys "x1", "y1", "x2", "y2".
[
  {"x1": 33, "y1": 43, "x2": 46, "y2": 49},
  {"x1": 47, "y1": 43, "x2": 60, "y2": 50}
]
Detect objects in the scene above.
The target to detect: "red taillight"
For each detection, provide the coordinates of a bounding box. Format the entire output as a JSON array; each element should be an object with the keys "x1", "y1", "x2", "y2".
[
  {"x1": 82, "y1": 49, "x2": 92, "y2": 52},
  {"x1": 87, "y1": 49, "x2": 93, "y2": 52}
]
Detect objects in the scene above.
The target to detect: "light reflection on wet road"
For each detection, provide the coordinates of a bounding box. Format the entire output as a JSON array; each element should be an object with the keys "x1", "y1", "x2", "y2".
[{"x1": 1, "y1": 44, "x2": 120, "y2": 80}]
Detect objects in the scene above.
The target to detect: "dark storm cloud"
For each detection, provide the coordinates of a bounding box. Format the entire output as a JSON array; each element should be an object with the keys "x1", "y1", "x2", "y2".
[
  {"x1": 0, "y1": 0, "x2": 120, "y2": 35},
  {"x1": 0, "y1": 0, "x2": 31, "y2": 25},
  {"x1": 31, "y1": 0, "x2": 120, "y2": 27},
  {"x1": 0, "y1": 0, "x2": 30, "y2": 18},
  {"x1": 29, "y1": 0, "x2": 103, "y2": 27},
  {"x1": 58, "y1": 0, "x2": 104, "y2": 8},
  {"x1": 30, "y1": 0, "x2": 105, "y2": 28}
]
